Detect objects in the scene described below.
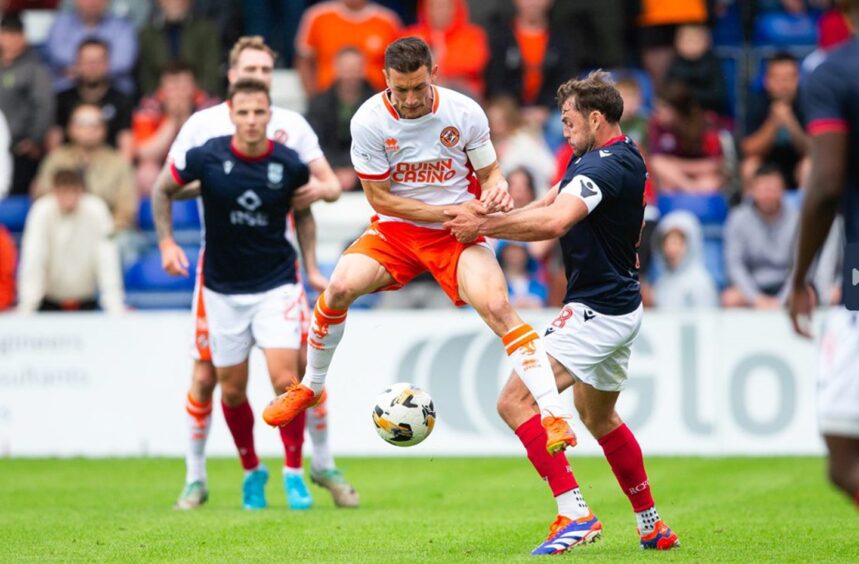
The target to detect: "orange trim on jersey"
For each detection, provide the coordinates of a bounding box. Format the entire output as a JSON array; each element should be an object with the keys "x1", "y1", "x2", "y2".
[
  {"x1": 169, "y1": 163, "x2": 187, "y2": 186},
  {"x1": 357, "y1": 169, "x2": 391, "y2": 181},
  {"x1": 382, "y1": 91, "x2": 400, "y2": 120},
  {"x1": 432, "y1": 86, "x2": 440, "y2": 113},
  {"x1": 505, "y1": 332, "x2": 538, "y2": 356},
  {"x1": 807, "y1": 118, "x2": 849, "y2": 136}
]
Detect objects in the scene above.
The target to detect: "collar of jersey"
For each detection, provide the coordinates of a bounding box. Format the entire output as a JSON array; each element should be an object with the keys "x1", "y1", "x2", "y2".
[
  {"x1": 230, "y1": 138, "x2": 274, "y2": 162},
  {"x1": 382, "y1": 86, "x2": 440, "y2": 120},
  {"x1": 599, "y1": 135, "x2": 627, "y2": 148}
]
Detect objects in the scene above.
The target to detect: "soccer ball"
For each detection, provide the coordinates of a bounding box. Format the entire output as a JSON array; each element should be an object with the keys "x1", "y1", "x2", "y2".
[{"x1": 372, "y1": 383, "x2": 436, "y2": 447}]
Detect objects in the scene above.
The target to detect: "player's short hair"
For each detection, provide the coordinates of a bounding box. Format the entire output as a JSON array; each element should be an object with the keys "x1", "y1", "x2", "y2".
[
  {"x1": 556, "y1": 70, "x2": 624, "y2": 124},
  {"x1": 228, "y1": 78, "x2": 271, "y2": 104},
  {"x1": 228, "y1": 36, "x2": 277, "y2": 69},
  {"x1": 384, "y1": 37, "x2": 433, "y2": 73},
  {"x1": 77, "y1": 37, "x2": 109, "y2": 55},
  {"x1": 53, "y1": 168, "x2": 85, "y2": 189}
]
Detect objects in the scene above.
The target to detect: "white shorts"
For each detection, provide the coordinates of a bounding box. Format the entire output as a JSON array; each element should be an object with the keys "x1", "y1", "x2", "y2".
[
  {"x1": 201, "y1": 282, "x2": 306, "y2": 368},
  {"x1": 543, "y1": 302, "x2": 643, "y2": 392},
  {"x1": 189, "y1": 253, "x2": 310, "y2": 363},
  {"x1": 818, "y1": 308, "x2": 859, "y2": 437}
]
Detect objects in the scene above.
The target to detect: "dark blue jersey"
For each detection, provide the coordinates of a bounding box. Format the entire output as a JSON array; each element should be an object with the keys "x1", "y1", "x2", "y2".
[
  {"x1": 557, "y1": 136, "x2": 646, "y2": 315},
  {"x1": 802, "y1": 37, "x2": 859, "y2": 247},
  {"x1": 172, "y1": 135, "x2": 309, "y2": 294}
]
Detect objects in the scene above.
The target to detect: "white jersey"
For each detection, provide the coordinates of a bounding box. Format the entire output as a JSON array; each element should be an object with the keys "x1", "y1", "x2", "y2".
[
  {"x1": 168, "y1": 102, "x2": 324, "y2": 168},
  {"x1": 350, "y1": 85, "x2": 491, "y2": 228}
]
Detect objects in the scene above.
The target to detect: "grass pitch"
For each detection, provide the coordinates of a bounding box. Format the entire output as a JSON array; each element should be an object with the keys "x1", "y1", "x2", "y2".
[{"x1": 1, "y1": 456, "x2": 857, "y2": 562}]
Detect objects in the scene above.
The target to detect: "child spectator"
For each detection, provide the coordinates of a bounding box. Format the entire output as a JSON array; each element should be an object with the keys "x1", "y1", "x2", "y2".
[
  {"x1": 665, "y1": 23, "x2": 727, "y2": 116},
  {"x1": 653, "y1": 210, "x2": 718, "y2": 309},
  {"x1": 497, "y1": 241, "x2": 548, "y2": 309},
  {"x1": 616, "y1": 76, "x2": 649, "y2": 151}
]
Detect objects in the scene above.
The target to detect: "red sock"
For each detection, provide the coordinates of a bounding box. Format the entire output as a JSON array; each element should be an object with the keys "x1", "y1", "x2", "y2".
[
  {"x1": 221, "y1": 399, "x2": 259, "y2": 471},
  {"x1": 598, "y1": 423, "x2": 654, "y2": 512},
  {"x1": 515, "y1": 414, "x2": 577, "y2": 496},
  {"x1": 279, "y1": 409, "x2": 306, "y2": 469}
]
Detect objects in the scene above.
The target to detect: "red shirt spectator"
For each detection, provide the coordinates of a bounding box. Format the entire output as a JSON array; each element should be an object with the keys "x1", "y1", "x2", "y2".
[
  {"x1": 402, "y1": 0, "x2": 489, "y2": 98},
  {"x1": 0, "y1": 225, "x2": 15, "y2": 310}
]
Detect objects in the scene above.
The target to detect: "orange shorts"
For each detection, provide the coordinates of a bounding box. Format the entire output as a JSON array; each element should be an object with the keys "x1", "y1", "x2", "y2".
[{"x1": 344, "y1": 219, "x2": 485, "y2": 306}]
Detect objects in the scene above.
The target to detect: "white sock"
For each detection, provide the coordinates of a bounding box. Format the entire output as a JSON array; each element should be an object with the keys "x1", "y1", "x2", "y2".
[
  {"x1": 184, "y1": 393, "x2": 212, "y2": 485},
  {"x1": 244, "y1": 463, "x2": 261, "y2": 477},
  {"x1": 307, "y1": 400, "x2": 335, "y2": 471},
  {"x1": 283, "y1": 466, "x2": 303, "y2": 476},
  {"x1": 636, "y1": 506, "x2": 660, "y2": 534},
  {"x1": 303, "y1": 296, "x2": 347, "y2": 394},
  {"x1": 557, "y1": 487, "x2": 591, "y2": 520},
  {"x1": 503, "y1": 325, "x2": 569, "y2": 417}
]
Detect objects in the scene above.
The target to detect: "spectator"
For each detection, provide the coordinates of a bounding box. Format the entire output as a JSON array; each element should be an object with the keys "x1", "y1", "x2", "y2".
[
  {"x1": 616, "y1": 76, "x2": 649, "y2": 151},
  {"x1": 34, "y1": 103, "x2": 137, "y2": 232},
  {"x1": 242, "y1": 0, "x2": 306, "y2": 68},
  {"x1": 497, "y1": 241, "x2": 548, "y2": 309},
  {"x1": 17, "y1": 168, "x2": 124, "y2": 313},
  {"x1": 721, "y1": 164, "x2": 797, "y2": 309},
  {"x1": 133, "y1": 61, "x2": 218, "y2": 195},
  {"x1": 137, "y1": 0, "x2": 222, "y2": 97},
  {"x1": 0, "y1": 224, "x2": 15, "y2": 311},
  {"x1": 61, "y1": 0, "x2": 154, "y2": 30},
  {"x1": 295, "y1": 0, "x2": 402, "y2": 95},
  {"x1": 485, "y1": 0, "x2": 578, "y2": 128},
  {"x1": 636, "y1": 0, "x2": 708, "y2": 88},
  {"x1": 552, "y1": 0, "x2": 626, "y2": 69},
  {"x1": 44, "y1": 0, "x2": 138, "y2": 94},
  {"x1": 741, "y1": 52, "x2": 810, "y2": 190},
  {"x1": 0, "y1": 13, "x2": 54, "y2": 196},
  {"x1": 47, "y1": 38, "x2": 134, "y2": 158},
  {"x1": 665, "y1": 23, "x2": 727, "y2": 115},
  {"x1": 648, "y1": 81, "x2": 724, "y2": 192},
  {"x1": 403, "y1": 0, "x2": 489, "y2": 98},
  {"x1": 487, "y1": 96, "x2": 555, "y2": 195},
  {"x1": 306, "y1": 47, "x2": 374, "y2": 192},
  {"x1": 652, "y1": 210, "x2": 718, "y2": 309},
  {"x1": 193, "y1": 0, "x2": 244, "y2": 67}
]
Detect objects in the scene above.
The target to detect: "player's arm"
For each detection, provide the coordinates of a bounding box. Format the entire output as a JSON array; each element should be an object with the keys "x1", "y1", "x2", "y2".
[
  {"x1": 292, "y1": 156, "x2": 342, "y2": 210},
  {"x1": 152, "y1": 163, "x2": 192, "y2": 277},
  {"x1": 293, "y1": 206, "x2": 328, "y2": 292},
  {"x1": 473, "y1": 160, "x2": 513, "y2": 214},
  {"x1": 361, "y1": 176, "x2": 477, "y2": 224}
]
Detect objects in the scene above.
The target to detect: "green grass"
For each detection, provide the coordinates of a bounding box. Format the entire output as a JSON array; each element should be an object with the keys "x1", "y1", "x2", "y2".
[{"x1": 1, "y1": 457, "x2": 857, "y2": 562}]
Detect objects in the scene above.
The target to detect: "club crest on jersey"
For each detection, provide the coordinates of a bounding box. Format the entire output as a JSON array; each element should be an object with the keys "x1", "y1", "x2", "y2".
[
  {"x1": 223, "y1": 160, "x2": 234, "y2": 174},
  {"x1": 273, "y1": 129, "x2": 289, "y2": 144},
  {"x1": 439, "y1": 126, "x2": 460, "y2": 148},
  {"x1": 385, "y1": 138, "x2": 399, "y2": 152},
  {"x1": 267, "y1": 162, "x2": 284, "y2": 188}
]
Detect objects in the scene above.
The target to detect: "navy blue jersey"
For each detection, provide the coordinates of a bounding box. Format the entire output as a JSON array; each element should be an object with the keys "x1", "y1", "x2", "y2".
[
  {"x1": 557, "y1": 136, "x2": 646, "y2": 315},
  {"x1": 172, "y1": 135, "x2": 309, "y2": 294},
  {"x1": 802, "y1": 37, "x2": 859, "y2": 247}
]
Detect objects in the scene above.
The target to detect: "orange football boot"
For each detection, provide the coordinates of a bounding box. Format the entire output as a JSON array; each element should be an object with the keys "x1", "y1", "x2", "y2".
[
  {"x1": 542, "y1": 415, "x2": 577, "y2": 454},
  {"x1": 263, "y1": 385, "x2": 326, "y2": 427}
]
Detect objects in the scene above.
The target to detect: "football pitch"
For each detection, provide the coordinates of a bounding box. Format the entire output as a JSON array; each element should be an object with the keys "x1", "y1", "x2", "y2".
[{"x1": 2, "y1": 456, "x2": 857, "y2": 562}]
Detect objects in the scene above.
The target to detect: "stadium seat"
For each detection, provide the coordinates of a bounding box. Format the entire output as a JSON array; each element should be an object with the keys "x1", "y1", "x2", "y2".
[
  {"x1": 0, "y1": 195, "x2": 31, "y2": 233},
  {"x1": 138, "y1": 198, "x2": 201, "y2": 231},
  {"x1": 703, "y1": 237, "x2": 728, "y2": 289},
  {"x1": 123, "y1": 246, "x2": 199, "y2": 309},
  {"x1": 713, "y1": 1, "x2": 743, "y2": 47},
  {"x1": 657, "y1": 193, "x2": 729, "y2": 226},
  {"x1": 753, "y1": 12, "x2": 818, "y2": 47}
]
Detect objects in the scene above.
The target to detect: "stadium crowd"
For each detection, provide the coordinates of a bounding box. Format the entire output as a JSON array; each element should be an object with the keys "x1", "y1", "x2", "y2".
[{"x1": 0, "y1": 0, "x2": 849, "y2": 313}]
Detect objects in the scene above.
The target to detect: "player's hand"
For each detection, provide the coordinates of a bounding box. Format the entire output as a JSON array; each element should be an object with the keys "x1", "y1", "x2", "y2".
[
  {"x1": 787, "y1": 282, "x2": 816, "y2": 339},
  {"x1": 306, "y1": 268, "x2": 329, "y2": 292},
  {"x1": 480, "y1": 180, "x2": 513, "y2": 214},
  {"x1": 443, "y1": 205, "x2": 484, "y2": 243},
  {"x1": 292, "y1": 177, "x2": 326, "y2": 210},
  {"x1": 159, "y1": 237, "x2": 189, "y2": 277}
]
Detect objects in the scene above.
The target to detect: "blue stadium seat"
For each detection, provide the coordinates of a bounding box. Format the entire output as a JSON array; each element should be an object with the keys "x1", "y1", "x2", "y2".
[
  {"x1": 753, "y1": 12, "x2": 818, "y2": 47},
  {"x1": 0, "y1": 195, "x2": 31, "y2": 233},
  {"x1": 138, "y1": 198, "x2": 201, "y2": 231},
  {"x1": 124, "y1": 246, "x2": 199, "y2": 309},
  {"x1": 657, "y1": 193, "x2": 729, "y2": 226},
  {"x1": 718, "y1": 53, "x2": 739, "y2": 118},
  {"x1": 703, "y1": 237, "x2": 727, "y2": 290},
  {"x1": 713, "y1": 1, "x2": 743, "y2": 47}
]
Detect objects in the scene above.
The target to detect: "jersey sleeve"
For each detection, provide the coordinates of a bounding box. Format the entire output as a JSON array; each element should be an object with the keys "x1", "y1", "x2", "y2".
[
  {"x1": 350, "y1": 117, "x2": 391, "y2": 181},
  {"x1": 170, "y1": 145, "x2": 205, "y2": 186},
  {"x1": 558, "y1": 158, "x2": 620, "y2": 214},
  {"x1": 284, "y1": 112, "x2": 324, "y2": 163},
  {"x1": 803, "y1": 62, "x2": 849, "y2": 136},
  {"x1": 463, "y1": 98, "x2": 492, "y2": 151},
  {"x1": 289, "y1": 155, "x2": 311, "y2": 189},
  {"x1": 167, "y1": 112, "x2": 205, "y2": 169}
]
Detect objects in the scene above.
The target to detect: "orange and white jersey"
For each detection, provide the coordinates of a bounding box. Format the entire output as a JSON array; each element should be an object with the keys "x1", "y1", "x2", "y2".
[
  {"x1": 168, "y1": 102, "x2": 323, "y2": 169},
  {"x1": 350, "y1": 85, "x2": 491, "y2": 229}
]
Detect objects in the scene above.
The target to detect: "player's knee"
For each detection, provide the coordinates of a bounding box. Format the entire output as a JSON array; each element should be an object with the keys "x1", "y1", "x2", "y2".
[
  {"x1": 193, "y1": 362, "x2": 217, "y2": 391},
  {"x1": 484, "y1": 293, "x2": 513, "y2": 326},
  {"x1": 324, "y1": 278, "x2": 358, "y2": 310}
]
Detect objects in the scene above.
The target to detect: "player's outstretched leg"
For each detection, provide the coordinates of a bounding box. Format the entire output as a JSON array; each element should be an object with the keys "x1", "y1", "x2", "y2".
[
  {"x1": 264, "y1": 253, "x2": 394, "y2": 427},
  {"x1": 457, "y1": 246, "x2": 575, "y2": 454},
  {"x1": 175, "y1": 360, "x2": 217, "y2": 510},
  {"x1": 575, "y1": 382, "x2": 678, "y2": 550},
  {"x1": 497, "y1": 371, "x2": 601, "y2": 555}
]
